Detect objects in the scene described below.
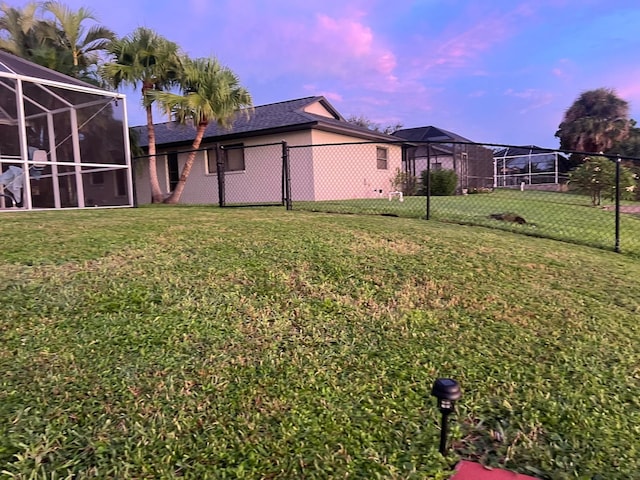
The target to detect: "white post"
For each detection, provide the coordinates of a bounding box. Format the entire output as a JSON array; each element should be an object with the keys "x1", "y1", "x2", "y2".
[
  {"x1": 69, "y1": 109, "x2": 85, "y2": 208},
  {"x1": 46, "y1": 112, "x2": 61, "y2": 208},
  {"x1": 120, "y1": 95, "x2": 134, "y2": 207},
  {"x1": 493, "y1": 158, "x2": 497, "y2": 188},
  {"x1": 16, "y1": 79, "x2": 33, "y2": 209}
]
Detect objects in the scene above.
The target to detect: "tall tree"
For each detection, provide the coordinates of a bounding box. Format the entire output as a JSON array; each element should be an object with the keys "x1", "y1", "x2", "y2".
[
  {"x1": 42, "y1": 1, "x2": 114, "y2": 80},
  {"x1": 101, "y1": 27, "x2": 182, "y2": 203},
  {"x1": 0, "y1": 2, "x2": 41, "y2": 58},
  {"x1": 611, "y1": 120, "x2": 640, "y2": 158},
  {"x1": 555, "y1": 88, "x2": 631, "y2": 154},
  {"x1": 151, "y1": 56, "x2": 252, "y2": 204},
  {"x1": 1, "y1": 2, "x2": 112, "y2": 81},
  {"x1": 346, "y1": 114, "x2": 403, "y2": 135}
]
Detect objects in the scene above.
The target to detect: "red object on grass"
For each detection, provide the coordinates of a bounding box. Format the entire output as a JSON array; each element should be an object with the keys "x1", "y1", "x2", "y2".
[{"x1": 450, "y1": 460, "x2": 540, "y2": 480}]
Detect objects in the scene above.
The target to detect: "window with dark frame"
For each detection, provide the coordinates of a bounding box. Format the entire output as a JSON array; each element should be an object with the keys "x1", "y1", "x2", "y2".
[
  {"x1": 167, "y1": 152, "x2": 179, "y2": 191},
  {"x1": 115, "y1": 169, "x2": 127, "y2": 196},
  {"x1": 376, "y1": 147, "x2": 388, "y2": 169},
  {"x1": 205, "y1": 148, "x2": 216, "y2": 174},
  {"x1": 224, "y1": 144, "x2": 245, "y2": 172},
  {"x1": 205, "y1": 144, "x2": 246, "y2": 174}
]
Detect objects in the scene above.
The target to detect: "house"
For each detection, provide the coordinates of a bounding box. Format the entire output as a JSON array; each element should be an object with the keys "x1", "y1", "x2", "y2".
[
  {"x1": 493, "y1": 145, "x2": 563, "y2": 188},
  {"x1": 393, "y1": 126, "x2": 494, "y2": 192},
  {"x1": 132, "y1": 96, "x2": 404, "y2": 205},
  {"x1": 0, "y1": 50, "x2": 132, "y2": 211}
]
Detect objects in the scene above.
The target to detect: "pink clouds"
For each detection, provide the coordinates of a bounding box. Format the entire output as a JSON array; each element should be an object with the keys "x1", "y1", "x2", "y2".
[
  {"x1": 297, "y1": 13, "x2": 398, "y2": 83},
  {"x1": 410, "y1": 3, "x2": 538, "y2": 77},
  {"x1": 212, "y1": 5, "x2": 400, "y2": 94},
  {"x1": 315, "y1": 14, "x2": 373, "y2": 58}
]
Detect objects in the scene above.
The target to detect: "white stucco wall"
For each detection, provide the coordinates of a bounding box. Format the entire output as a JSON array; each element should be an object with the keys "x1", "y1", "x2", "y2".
[
  {"x1": 309, "y1": 130, "x2": 403, "y2": 201},
  {"x1": 135, "y1": 131, "x2": 314, "y2": 205},
  {"x1": 134, "y1": 129, "x2": 402, "y2": 204}
]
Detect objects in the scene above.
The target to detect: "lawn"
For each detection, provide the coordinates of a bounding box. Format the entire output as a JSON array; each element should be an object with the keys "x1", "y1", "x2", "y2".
[
  {"x1": 1, "y1": 206, "x2": 639, "y2": 479},
  {"x1": 295, "y1": 189, "x2": 640, "y2": 257}
]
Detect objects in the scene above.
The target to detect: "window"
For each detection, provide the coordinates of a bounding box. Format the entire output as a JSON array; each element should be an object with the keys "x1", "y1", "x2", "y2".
[
  {"x1": 224, "y1": 144, "x2": 245, "y2": 172},
  {"x1": 115, "y1": 169, "x2": 127, "y2": 197},
  {"x1": 432, "y1": 162, "x2": 443, "y2": 171},
  {"x1": 376, "y1": 147, "x2": 388, "y2": 170},
  {"x1": 206, "y1": 144, "x2": 245, "y2": 173},
  {"x1": 167, "y1": 152, "x2": 179, "y2": 191},
  {"x1": 205, "y1": 148, "x2": 216, "y2": 174}
]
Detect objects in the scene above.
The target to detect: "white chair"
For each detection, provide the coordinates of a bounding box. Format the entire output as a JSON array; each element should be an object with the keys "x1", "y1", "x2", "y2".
[{"x1": 30, "y1": 150, "x2": 48, "y2": 180}]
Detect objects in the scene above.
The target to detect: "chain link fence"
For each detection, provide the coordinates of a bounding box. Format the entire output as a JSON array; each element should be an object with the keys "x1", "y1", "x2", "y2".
[
  {"x1": 138, "y1": 140, "x2": 640, "y2": 256},
  {"x1": 287, "y1": 141, "x2": 640, "y2": 257}
]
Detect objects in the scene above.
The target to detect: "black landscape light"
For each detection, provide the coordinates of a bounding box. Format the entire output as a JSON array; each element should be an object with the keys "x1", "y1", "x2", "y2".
[{"x1": 431, "y1": 378, "x2": 461, "y2": 455}]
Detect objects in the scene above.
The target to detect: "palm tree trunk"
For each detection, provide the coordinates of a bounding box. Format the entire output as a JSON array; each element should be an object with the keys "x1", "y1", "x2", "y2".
[
  {"x1": 145, "y1": 101, "x2": 164, "y2": 203},
  {"x1": 163, "y1": 122, "x2": 207, "y2": 204}
]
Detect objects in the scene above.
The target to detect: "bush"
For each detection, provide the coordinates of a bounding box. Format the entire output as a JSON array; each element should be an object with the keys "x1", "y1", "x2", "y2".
[
  {"x1": 389, "y1": 168, "x2": 418, "y2": 195},
  {"x1": 568, "y1": 156, "x2": 636, "y2": 206},
  {"x1": 420, "y1": 169, "x2": 458, "y2": 196}
]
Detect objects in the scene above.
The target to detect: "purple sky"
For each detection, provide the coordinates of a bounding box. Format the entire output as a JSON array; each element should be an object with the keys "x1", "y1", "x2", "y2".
[{"x1": 14, "y1": 0, "x2": 640, "y2": 148}]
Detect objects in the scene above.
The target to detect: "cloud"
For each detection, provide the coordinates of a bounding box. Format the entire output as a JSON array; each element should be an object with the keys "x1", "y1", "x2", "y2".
[
  {"x1": 551, "y1": 59, "x2": 575, "y2": 80},
  {"x1": 504, "y1": 88, "x2": 554, "y2": 113},
  {"x1": 409, "y1": 3, "x2": 538, "y2": 78},
  {"x1": 302, "y1": 87, "x2": 343, "y2": 103},
  {"x1": 213, "y1": 7, "x2": 400, "y2": 94}
]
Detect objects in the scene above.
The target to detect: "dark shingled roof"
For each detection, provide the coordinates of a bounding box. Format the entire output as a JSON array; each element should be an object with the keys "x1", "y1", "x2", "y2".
[
  {"x1": 134, "y1": 96, "x2": 400, "y2": 148},
  {"x1": 392, "y1": 125, "x2": 474, "y2": 144},
  {"x1": 493, "y1": 145, "x2": 550, "y2": 157}
]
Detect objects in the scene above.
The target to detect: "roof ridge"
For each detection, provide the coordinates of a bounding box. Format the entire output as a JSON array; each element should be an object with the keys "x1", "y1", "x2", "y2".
[
  {"x1": 141, "y1": 96, "x2": 321, "y2": 128},
  {"x1": 256, "y1": 96, "x2": 320, "y2": 108}
]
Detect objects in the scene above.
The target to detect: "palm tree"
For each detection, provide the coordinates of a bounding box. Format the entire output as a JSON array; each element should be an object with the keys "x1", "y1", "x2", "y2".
[
  {"x1": 0, "y1": 2, "x2": 80, "y2": 77},
  {"x1": 0, "y1": 2, "x2": 40, "y2": 58},
  {"x1": 151, "y1": 56, "x2": 252, "y2": 204},
  {"x1": 556, "y1": 88, "x2": 631, "y2": 154},
  {"x1": 42, "y1": 1, "x2": 114, "y2": 80},
  {"x1": 101, "y1": 27, "x2": 182, "y2": 203}
]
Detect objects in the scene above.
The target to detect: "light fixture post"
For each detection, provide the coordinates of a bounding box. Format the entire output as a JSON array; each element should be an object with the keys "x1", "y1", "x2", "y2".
[{"x1": 431, "y1": 378, "x2": 461, "y2": 455}]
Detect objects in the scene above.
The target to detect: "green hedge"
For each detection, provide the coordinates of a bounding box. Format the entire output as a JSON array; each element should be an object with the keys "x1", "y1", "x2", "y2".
[{"x1": 420, "y1": 169, "x2": 458, "y2": 196}]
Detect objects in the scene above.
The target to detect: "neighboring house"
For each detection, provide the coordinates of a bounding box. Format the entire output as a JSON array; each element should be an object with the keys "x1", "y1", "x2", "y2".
[
  {"x1": 133, "y1": 96, "x2": 403, "y2": 205},
  {"x1": 393, "y1": 126, "x2": 494, "y2": 192},
  {"x1": 493, "y1": 145, "x2": 562, "y2": 188}
]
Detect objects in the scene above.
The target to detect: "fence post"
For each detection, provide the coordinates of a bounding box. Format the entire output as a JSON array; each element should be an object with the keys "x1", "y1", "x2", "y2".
[
  {"x1": 426, "y1": 142, "x2": 431, "y2": 220},
  {"x1": 217, "y1": 145, "x2": 225, "y2": 207},
  {"x1": 282, "y1": 141, "x2": 292, "y2": 210},
  {"x1": 615, "y1": 156, "x2": 621, "y2": 253}
]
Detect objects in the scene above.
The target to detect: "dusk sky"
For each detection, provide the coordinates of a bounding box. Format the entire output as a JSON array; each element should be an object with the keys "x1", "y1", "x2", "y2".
[{"x1": 14, "y1": 0, "x2": 640, "y2": 148}]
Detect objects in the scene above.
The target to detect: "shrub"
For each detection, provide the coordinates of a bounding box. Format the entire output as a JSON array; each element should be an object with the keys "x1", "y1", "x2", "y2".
[
  {"x1": 568, "y1": 156, "x2": 636, "y2": 206},
  {"x1": 420, "y1": 169, "x2": 458, "y2": 196},
  {"x1": 389, "y1": 168, "x2": 418, "y2": 195}
]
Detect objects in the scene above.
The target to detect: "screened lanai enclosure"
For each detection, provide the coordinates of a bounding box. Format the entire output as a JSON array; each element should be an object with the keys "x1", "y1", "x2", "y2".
[
  {"x1": 0, "y1": 51, "x2": 132, "y2": 211},
  {"x1": 493, "y1": 146, "x2": 562, "y2": 188}
]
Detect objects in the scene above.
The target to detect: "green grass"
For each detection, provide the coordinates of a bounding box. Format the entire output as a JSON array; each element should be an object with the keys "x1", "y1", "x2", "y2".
[
  {"x1": 295, "y1": 189, "x2": 640, "y2": 256},
  {"x1": 1, "y1": 206, "x2": 639, "y2": 479}
]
